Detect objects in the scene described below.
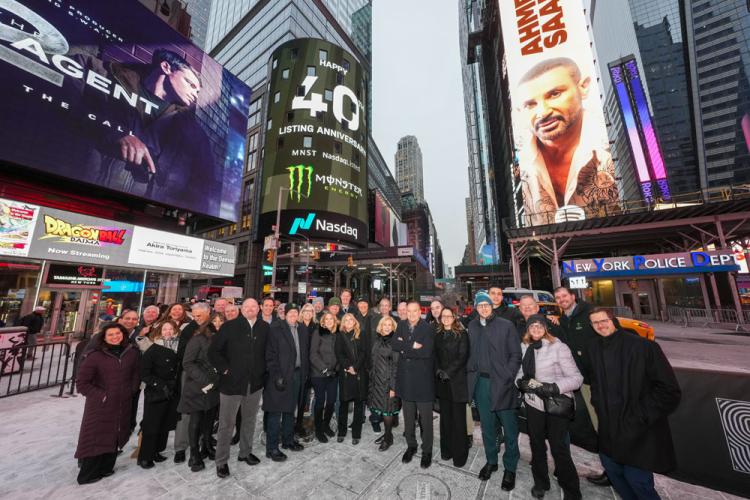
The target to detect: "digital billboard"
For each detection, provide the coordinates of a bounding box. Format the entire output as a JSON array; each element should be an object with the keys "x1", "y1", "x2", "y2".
[
  {"x1": 372, "y1": 191, "x2": 407, "y2": 248},
  {"x1": 258, "y1": 39, "x2": 368, "y2": 247},
  {"x1": 609, "y1": 57, "x2": 671, "y2": 202},
  {"x1": 0, "y1": 0, "x2": 251, "y2": 221},
  {"x1": 499, "y1": 0, "x2": 620, "y2": 226}
]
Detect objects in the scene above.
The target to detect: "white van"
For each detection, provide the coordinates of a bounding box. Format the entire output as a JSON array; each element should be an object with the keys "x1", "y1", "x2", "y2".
[{"x1": 501, "y1": 287, "x2": 555, "y2": 306}]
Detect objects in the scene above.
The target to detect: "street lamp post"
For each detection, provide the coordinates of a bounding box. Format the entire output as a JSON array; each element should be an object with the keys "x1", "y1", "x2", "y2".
[{"x1": 269, "y1": 186, "x2": 310, "y2": 298}]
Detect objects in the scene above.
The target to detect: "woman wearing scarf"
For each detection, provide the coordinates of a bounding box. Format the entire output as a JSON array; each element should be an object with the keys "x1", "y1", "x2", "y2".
[
  {"x1": 137, "y1": 320, "x2": 180, "y2": 468},
  {"x1": 516, "y1": 314, "x2": 583, "y2": 500}
]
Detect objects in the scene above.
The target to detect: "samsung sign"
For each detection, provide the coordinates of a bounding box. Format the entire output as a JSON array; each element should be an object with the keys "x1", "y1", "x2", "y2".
[{"x1": 563, "y1": 250, "x2": 741, "y2": 278}]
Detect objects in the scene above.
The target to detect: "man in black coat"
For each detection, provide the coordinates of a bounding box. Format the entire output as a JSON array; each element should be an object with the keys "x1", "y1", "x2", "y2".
[
  {"x1": 391, "y1": 300, "x2": 435, "y2": 469},
  {"x1": 588, "y1": 308, "x2": 681, "y2": 500},
  {"x1": 263, "y1": 304, "x2": 309, "y2": 462},
  {"x1": 553, "y1": 285, "x2": 607, "y2": 483},
  {"x1": 18, "y1": 306, "x2": 45, "y2": 359},
  {"x1": 172, "y1": 302, "x2": 211, "y2": 463},
  {"x1": 467, "y1": 292, "x2": 521, "y2": 488},
  {"x1": 209, "y1": 298, "x2": 268, "y2": 478}
]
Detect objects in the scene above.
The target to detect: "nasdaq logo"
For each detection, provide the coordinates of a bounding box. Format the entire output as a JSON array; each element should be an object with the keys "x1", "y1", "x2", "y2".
[
  {"x1": 287, "y1": 165, "x2": 313, "y2": 202},
  {"x1": 289, "y1": 213, "x2": 316, "y2": 235}
]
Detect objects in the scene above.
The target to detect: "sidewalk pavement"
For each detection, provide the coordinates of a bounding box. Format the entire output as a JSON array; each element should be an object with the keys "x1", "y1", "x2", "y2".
[{"x1": 0, "y1": 388, "x2": 743, "y2": 500}]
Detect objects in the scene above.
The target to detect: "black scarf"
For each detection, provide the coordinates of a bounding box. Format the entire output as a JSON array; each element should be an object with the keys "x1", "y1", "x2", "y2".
[
  {"x1": 522, "y1": 340, "x2": 543, "y2": 379},
  {"x1": 106, "y1": 344, "x2": 124, "y2": 358}
]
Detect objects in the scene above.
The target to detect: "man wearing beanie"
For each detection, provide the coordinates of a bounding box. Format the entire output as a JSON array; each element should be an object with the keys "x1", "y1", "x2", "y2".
[
  {"x1": 263, "y1": 303, "x2": 309, "y2": 462},
  {"x1": 467, "y1": 291, "x2": 522, "y2": 488}
]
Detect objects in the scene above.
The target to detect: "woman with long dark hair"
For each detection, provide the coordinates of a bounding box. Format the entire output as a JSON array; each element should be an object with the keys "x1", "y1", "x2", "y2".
[
  {"x1": 335, "y1": 313, "x2": 369, "y2": 445},
  {"x1": 75, "y1": 322, "x2": 139, "y2": 484},
  {"x1": 435, "y1": 307, "x2": 470, "y2": 467},
  {"x1": 137, "y1": 320, "x2": 180, "y2": 468},
  {"x1": 177, "y1": 321, "x2": 219, "y2": 472},
  {"x1": 165, "y1": 303, "x2": 190, "y2": 331}
]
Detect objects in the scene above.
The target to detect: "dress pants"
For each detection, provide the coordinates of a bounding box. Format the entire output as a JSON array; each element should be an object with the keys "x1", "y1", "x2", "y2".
[
  {"x1": 473, "y1": 376, "x2": 519, "y2": 471},
  {"x1": 77, "y1": 452, "x2": 117, "y2": 484},
  {"x1": 174, "y1": 373, "x2": 189, "y2": 452},
  {"x1": 439, "y1": 397, "x2": 469, "y2": 466},
  {"x1": 600, "y1": 453, "x2": 661, "y2": 500},
  {"x1": 337, "y1": 399, "x2": 365, "y2": 438},
  {"x1": 403, "y1": 400, "x2": 433, "y2": 454},
  {"x1": 215, "y1": 388, "x2": 262, "y2": 466},
  {"x1": 139, "y1": 399, "x2": 175, "y2": 462},
  {"x1": 526, "y1": 405, "x2": 581, "y2": 498}
]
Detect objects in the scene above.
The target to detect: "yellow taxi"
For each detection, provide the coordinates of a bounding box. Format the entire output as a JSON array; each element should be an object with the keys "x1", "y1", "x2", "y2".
[{"x1": 537, "y1": 302, "x2": 655, "y2": 341}]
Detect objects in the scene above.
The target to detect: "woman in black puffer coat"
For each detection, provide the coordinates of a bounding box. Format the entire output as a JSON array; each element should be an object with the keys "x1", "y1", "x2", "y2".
[
  {"x1": 335, "y1": 313, "x2": 369, "y2": 444},
  {"x1": 309, "y1": 312, "x2": 339, "y2": 442},
  {"x1": 368, "y1": 315, "x2": 400, "y2": 451}
]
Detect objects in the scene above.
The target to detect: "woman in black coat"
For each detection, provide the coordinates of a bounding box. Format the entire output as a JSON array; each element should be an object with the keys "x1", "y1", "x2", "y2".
[
  {"x1": 435, "y1": 308, "x2": 470, "y2": 467},
  {"x1": 177, "y1": 322, "x2": 219, "y2": 472},
  {"x1": 75, "y1": 322, "x2": 139, "y2": 485},
  {"x1": 367, "y1": 315, "x2": 400, "y2": 451},
  {"x1": 137, "y1": 320, "x2": 180, "y2": 469},
  {"x1": 309, "y1": 312, "x2": 339, "y2": 442},
  {"x1": 335, "y1": 313, "x2": 369, "y2": 444}
]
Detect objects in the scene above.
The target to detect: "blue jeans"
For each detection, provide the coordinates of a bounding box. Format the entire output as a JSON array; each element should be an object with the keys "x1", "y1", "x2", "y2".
[
  {"x1": 600, "y1": 453, "x2": 661, "y2": 500},
  {"x1": 473, "y1": 376, "x2": 520, "y2": 471}
]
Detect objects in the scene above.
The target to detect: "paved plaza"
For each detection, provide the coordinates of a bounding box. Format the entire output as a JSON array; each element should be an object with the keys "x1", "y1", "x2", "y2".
[{"x1": 0, "y1": 380, "x2": 743, "y2": 500}]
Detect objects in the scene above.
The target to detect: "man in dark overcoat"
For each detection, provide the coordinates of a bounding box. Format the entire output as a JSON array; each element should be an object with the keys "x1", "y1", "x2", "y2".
[{"x1": 263, "y1": 304, "x2": 309, "y2": 461}]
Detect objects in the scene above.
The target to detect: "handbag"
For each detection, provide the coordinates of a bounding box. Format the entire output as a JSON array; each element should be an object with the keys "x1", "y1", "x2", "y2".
[
  {"x1": 144, "y1": 383, "x2": 172, "y2": 404},
  {"x1": 543, "y1": 393, "x2": 575, "y2": 419}
]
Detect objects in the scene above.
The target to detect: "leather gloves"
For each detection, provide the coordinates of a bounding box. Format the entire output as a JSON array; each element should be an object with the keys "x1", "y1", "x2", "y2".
[
  {"x1": 535, "y1": 382, "x2": 560, "y2": 398},
  {"x1": 436, "y1": 369, "x2": 450, "y2": 382},
  {"x1": 516, "y1": 378, "x2": 532, "y2": 393}
]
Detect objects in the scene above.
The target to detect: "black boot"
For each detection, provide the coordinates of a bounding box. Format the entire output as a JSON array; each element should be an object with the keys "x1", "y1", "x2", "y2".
[
  {"x1": 314, "y1": 408, "x2": 328, "y2": 443},
  {"x1": 378, "y1": 432, "x2": 393, "y2": 451},
  {"x1": 188, "y1": 447, "x2": 205, "y2": 472},
  {"x1": 202, "y1": 438, "x2": 216, "y2": 461}
]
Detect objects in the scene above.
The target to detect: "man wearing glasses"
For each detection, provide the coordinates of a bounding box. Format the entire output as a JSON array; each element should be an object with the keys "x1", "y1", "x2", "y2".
[{"x1": 587, "y1": 308, "x2": 681, "y2": 500}]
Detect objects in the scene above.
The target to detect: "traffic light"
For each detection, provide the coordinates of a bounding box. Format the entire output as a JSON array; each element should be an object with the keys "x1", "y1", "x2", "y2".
[{"x1": 266, "y1": 249, "x2": 275, "y2": 263}]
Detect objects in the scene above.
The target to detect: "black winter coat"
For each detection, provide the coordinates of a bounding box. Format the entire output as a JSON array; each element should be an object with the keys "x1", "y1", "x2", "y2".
[
  {"x1": 140, "y1": 343, "x2": 179, "y2": 430},
  {"x1": 335, "y1": 328, "x2": 369, "y2": 401},
  {"x1": 310, "y1": 327, "x2": 338, "y2": 378},
  {"x1": 557, "y1": 301, "x2": 597, "y2": 382},
  {"x1": 208, "y1": 317, "x2": 268, "y2": 395},
  {"x1": 467, "y1": 314, "x2": 522, "y2": 411},
  {"x1": 368, "y1": 334, "x2": 400, "y2": 413},
  {"x1": 391, "y1": 319, "x2": 435, "y2": 402},
  {"x1": 178, "y1": 333, "x2": 219, "y2": 413},
  {"x1": 434, "y1": 329, "x2": 470, "y2": 403},
  {"x1": 75, "y1": 345, "x2": 139, "y2": 458},
  {"x1": 588, "y1": 330, "x2": 681, "y2": 473},
  {"x1": 263, "y1": 321, "x2": 309, "y2": 413},
  {"x1": 17, "y1": 312, "x2": 44, "y2": 335}
]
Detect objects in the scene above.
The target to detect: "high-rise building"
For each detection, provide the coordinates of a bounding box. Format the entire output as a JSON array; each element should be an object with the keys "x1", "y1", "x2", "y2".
[
  {"x1": 684, "y1": 0, "x2": 750, "y2": 188},
  {"x1": 200, "y1": 0, "x2": 392, "y2": 297},
  {"x1": 395, "y1": 135, "x2": 425, "y2": 202},
  {"x1": 185, "y1": 0, "x2": 214, "y2": 49},
  {"x1": 351, "y1": 2, "x2": 372, "y2": 130},
  {"x1": 588, "y1": 0, "x2": 700, "y2": 198}
]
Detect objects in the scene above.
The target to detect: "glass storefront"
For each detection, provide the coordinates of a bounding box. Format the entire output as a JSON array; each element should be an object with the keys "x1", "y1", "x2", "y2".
[
  {"x1": 591, "y1": 279, "x2": 616, "y2": 306},
  {"x1": 0, "y1": 259, "x2": 41, "y2": 326},
  {"x1": 662, "y1": 277, "x2": 705, "y2": 308}
]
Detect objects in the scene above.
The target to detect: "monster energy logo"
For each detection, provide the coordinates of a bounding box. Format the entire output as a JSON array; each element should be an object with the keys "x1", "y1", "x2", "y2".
[{"x1": 287, "y1": 165, "x2": 313, "y2": 202}]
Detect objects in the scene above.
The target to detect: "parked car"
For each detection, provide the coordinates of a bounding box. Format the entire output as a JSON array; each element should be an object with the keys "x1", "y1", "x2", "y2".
[
  {"x1": 538, "y1": 302, "x2": 655, "y2": 341},
  {"x1": 502, "y1": 287, "x2": 555, "y2": 305}
]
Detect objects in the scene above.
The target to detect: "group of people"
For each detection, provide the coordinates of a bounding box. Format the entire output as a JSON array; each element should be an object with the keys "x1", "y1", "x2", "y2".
[{"x1": 73, "y1": 287, "x2": 681, "y2": 500}]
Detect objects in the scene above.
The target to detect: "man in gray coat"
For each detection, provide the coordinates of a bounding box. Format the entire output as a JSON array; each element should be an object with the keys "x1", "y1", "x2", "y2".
[{"x1": 467, "y1": 291, "x2": 522, "y2": 488}]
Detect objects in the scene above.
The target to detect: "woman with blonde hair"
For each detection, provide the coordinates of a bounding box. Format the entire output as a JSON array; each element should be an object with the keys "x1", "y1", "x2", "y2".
[
  {"x1": 368, "y1": 315, "x2": 400, "y2": 451},
  {"x1": 334, "y1": 313, "x2": 369, "y2": 444},
  {"x1": 309, "y1": 311, "x2": 338, "y2": 442},
  {"x1": 296, "y1": 303, "x2": 317, "y2": 439}
]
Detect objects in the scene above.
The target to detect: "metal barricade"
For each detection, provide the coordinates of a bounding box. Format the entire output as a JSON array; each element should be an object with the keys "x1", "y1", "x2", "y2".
[
  {"x1": 667, "y1": 306, "x2": 748, "y2": 333},
  {"x1": 604, "y1": 306, "x2": 634, "y2": 319},
  {"x1": 0, "y1": 341, "x2": 73, "y2": 398}
]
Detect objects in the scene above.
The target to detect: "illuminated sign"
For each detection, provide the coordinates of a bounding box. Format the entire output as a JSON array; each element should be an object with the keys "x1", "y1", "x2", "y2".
[
  {"x1": 563, "y1": 250, "x2": 740, "y2": 277},
  {"x1": 609, "y1": 57, "x2": 671, "y2": 201}
]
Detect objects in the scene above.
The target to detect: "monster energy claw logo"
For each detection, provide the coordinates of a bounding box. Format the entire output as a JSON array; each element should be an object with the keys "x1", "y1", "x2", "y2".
[{"x1": 287, "y1": 165, "x2": 313, "y2": 202}]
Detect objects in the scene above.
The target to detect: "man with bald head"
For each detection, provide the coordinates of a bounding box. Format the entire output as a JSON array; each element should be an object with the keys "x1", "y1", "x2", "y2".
[{"x1": 208, "y1": 298, "x2": 269, "y2": 477}]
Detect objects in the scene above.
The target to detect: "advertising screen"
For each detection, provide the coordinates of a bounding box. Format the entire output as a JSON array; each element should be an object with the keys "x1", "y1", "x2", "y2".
[
  {"x1": 500, "y1": 0, "x2": 620, "y2": 226},
  {"x1": 609, "y1": 57, "x2": 671, "y2": 202},
  {"x1": 0, "y1": 0, "x2": 251, "y2": 221},
  {"x1": 258, "y1": 39, "x2": 368, "y2": 247},
  {"x1": 372, "y1": 192, "x2": 407, "y2": 248}
]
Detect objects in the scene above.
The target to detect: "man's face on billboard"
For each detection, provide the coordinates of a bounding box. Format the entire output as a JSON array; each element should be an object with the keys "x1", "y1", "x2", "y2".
[
  {"x1": 163, "y1": 62, "x2": 200, "y2": 106},
  {"x1": 519, "y1": 66, "x2": 588, "y2": 143}
]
